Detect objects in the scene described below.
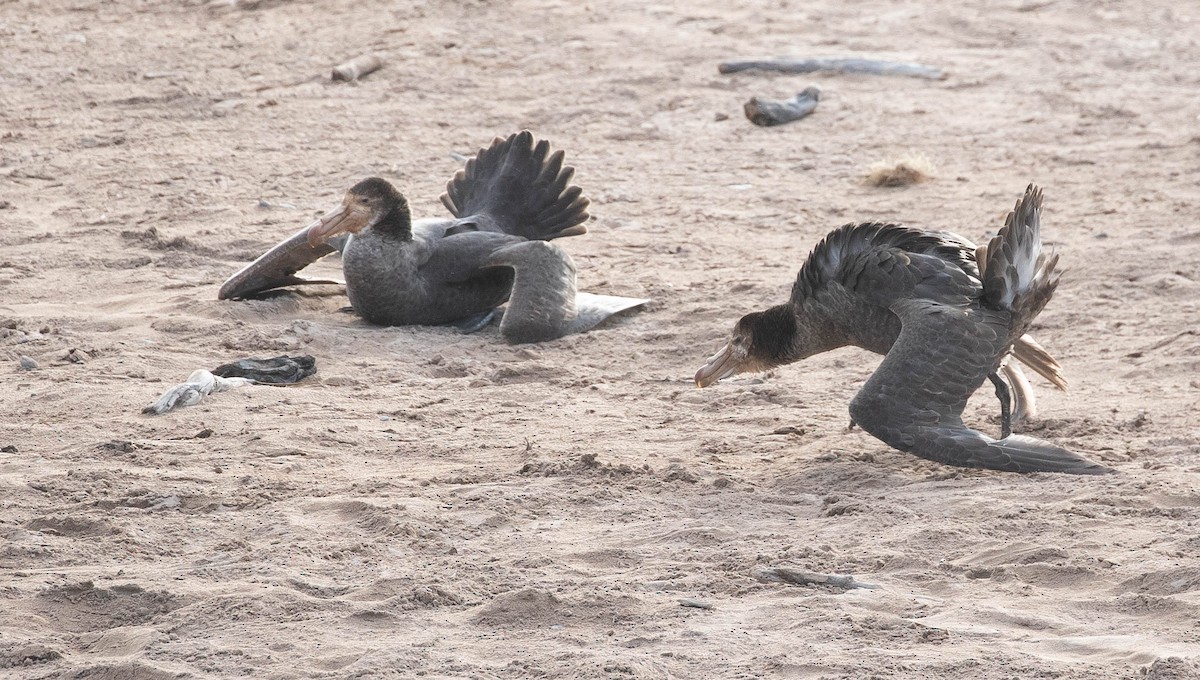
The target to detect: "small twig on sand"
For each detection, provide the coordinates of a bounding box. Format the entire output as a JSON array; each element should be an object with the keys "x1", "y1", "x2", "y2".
[
  {"x1": 332, "y1": 54, "x2": 383, "y2": 82},
  {"x1": 744, "y1": 86, "x2": 820, "y2": 127},
  {"x1": 1143, "y1": 329, "x2": 1197, "y2": 352},
  {"x1": 678, "y1": 598, "x2": 714, "y2": 610},
  {"x1": 252, "y1": 74, "x2": 324, "y2": 93},
  {"x1": 720, "y1": 58, "x2": 945, "y2": 81},
  {"x1": 754, "y1": 566, "x2": 879, "y2": 590}
]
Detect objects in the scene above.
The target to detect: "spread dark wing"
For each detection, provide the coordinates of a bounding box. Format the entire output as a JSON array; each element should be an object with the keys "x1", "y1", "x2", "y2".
[
  {"x1": 440, "y1": 131, "x2": 589, "y2": 241},
  {"x1": 848, "y1": 298, "x2": 1111, "y2": 474}
]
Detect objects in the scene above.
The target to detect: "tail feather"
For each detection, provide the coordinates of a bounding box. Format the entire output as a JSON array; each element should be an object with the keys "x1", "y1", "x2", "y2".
[
  {"x1": 1011, "y1": 333, "x2": 1068, "y2": 390},
  {"x1": 981, "y1": 233, "x2": 1067, "y2": 391},
  {"x1": 982, "y1": 186, "x2": 1063, "y2": 395},
  {"x1": 982, "y1": 184, "x2": 1059, "y2": 316},
  {"x1": 440, "y1": 130, "x2": 589, "y2": 241}
]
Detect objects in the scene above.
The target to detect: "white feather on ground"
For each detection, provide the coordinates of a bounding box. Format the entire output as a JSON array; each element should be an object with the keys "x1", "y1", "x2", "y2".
[{"x1": 143, "y1": 370, "x2": 253, "y2": 415}]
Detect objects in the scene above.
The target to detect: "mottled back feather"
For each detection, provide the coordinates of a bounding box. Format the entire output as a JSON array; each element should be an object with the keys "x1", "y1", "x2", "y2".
[{"x1": 792, "y1": 222, "x2": 977, "y2": 302}]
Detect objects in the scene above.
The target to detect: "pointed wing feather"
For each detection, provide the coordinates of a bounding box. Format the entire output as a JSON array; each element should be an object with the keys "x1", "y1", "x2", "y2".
[
  {"x1": 849, "y1": 298, "x2": 1109, "y2": 474},
  {"x1": 440, "y1": 131, "x2": 589, "y2": 241}
]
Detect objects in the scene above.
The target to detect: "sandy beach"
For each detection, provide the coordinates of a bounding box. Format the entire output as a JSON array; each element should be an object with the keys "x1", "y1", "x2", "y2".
[{"x1": 2, "y1": 0, "x2": 1199, "y2": 677}]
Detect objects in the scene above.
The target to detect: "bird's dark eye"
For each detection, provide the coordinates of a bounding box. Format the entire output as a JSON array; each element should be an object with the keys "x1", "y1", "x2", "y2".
[
  {"x1": 733, "y1": 336, "x2": 745, "y2": 347},
  {"x1": 359, "y1": 197, "x2": 369, "y2": 204}
]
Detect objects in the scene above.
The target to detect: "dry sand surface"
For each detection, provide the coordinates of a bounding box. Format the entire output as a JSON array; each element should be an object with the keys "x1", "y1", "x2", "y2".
[{"x1": 3, "y1": 0, "x2": 1200, "y2": 678}]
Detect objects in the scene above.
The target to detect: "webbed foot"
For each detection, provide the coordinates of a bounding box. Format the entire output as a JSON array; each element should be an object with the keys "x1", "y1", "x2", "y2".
[{"x1": 451, "y1": 308, "x2": 500, "y2": 334}]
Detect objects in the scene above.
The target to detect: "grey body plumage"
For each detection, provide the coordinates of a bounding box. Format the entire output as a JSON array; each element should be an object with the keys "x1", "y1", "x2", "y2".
[
  {"x1": 219, "y1": 131, "x2": 646, "y2": 343},
  {"x1": 697, "y1": 185, "x2": 1110, "y2": 475}
]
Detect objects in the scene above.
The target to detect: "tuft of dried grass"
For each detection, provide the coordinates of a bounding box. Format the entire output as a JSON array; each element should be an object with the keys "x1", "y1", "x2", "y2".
[{"x1": 865, "y1": 156, "x2": 934, "y2": 187}]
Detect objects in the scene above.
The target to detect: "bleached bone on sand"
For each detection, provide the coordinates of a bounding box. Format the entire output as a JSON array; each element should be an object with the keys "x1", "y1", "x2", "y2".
[{"x1": 143, "y1": 370, "x2": 253, "y2": 415}]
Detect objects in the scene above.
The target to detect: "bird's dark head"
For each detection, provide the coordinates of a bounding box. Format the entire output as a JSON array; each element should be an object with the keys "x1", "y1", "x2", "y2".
[
  {"x1": 307, "y1": 177, "x2": 411, "y2": 246},
  {"x1": 348, "y1": 176, "x2": 405, "y2": 204},
  {"x1": 695, "y1": 304, "x2": 797, "y2": 387}
]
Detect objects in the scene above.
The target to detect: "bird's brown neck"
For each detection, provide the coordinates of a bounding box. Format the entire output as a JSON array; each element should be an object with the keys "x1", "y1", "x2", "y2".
[
  {"x1": 750, "y1": 302, "x2": 845, "y2": 368},
  {"x1": 373, "y1": 199, "x2": 413, "y2": 241}
]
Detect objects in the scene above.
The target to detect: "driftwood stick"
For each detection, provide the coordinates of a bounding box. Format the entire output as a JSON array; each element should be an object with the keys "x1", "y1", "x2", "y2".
[
  {"x1": 720, "y1": 58, "x2": 945, "y2": 81},
  {"x1": 754, "y1": 566, "x2": 880, "y2": 590},
  {"x1": 744, "y1": 86, "x2": 820, "y2": 127},
  {"x1": 332, "y1": 54, "x2": 383, "y2": 82}
]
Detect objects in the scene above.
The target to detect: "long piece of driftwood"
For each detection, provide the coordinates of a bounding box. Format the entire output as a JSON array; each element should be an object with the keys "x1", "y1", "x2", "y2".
[
  {"x1": 744, "y1": 86, "x2": 820, "y2": 127},
  {"x1": 720, "y1": 58, "x2": 944, "y2": 80},
  {"x1": 754, "y1": 566, "x2": 879, "y2": 590}
]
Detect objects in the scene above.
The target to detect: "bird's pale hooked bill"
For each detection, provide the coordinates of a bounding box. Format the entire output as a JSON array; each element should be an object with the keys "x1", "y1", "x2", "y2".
[
  {"x1": 306, "y1": 199, "x2": 370, "y2": 247},
  {"x1": 695, "y1": 341, "x2": 737, "y2": 388}
]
